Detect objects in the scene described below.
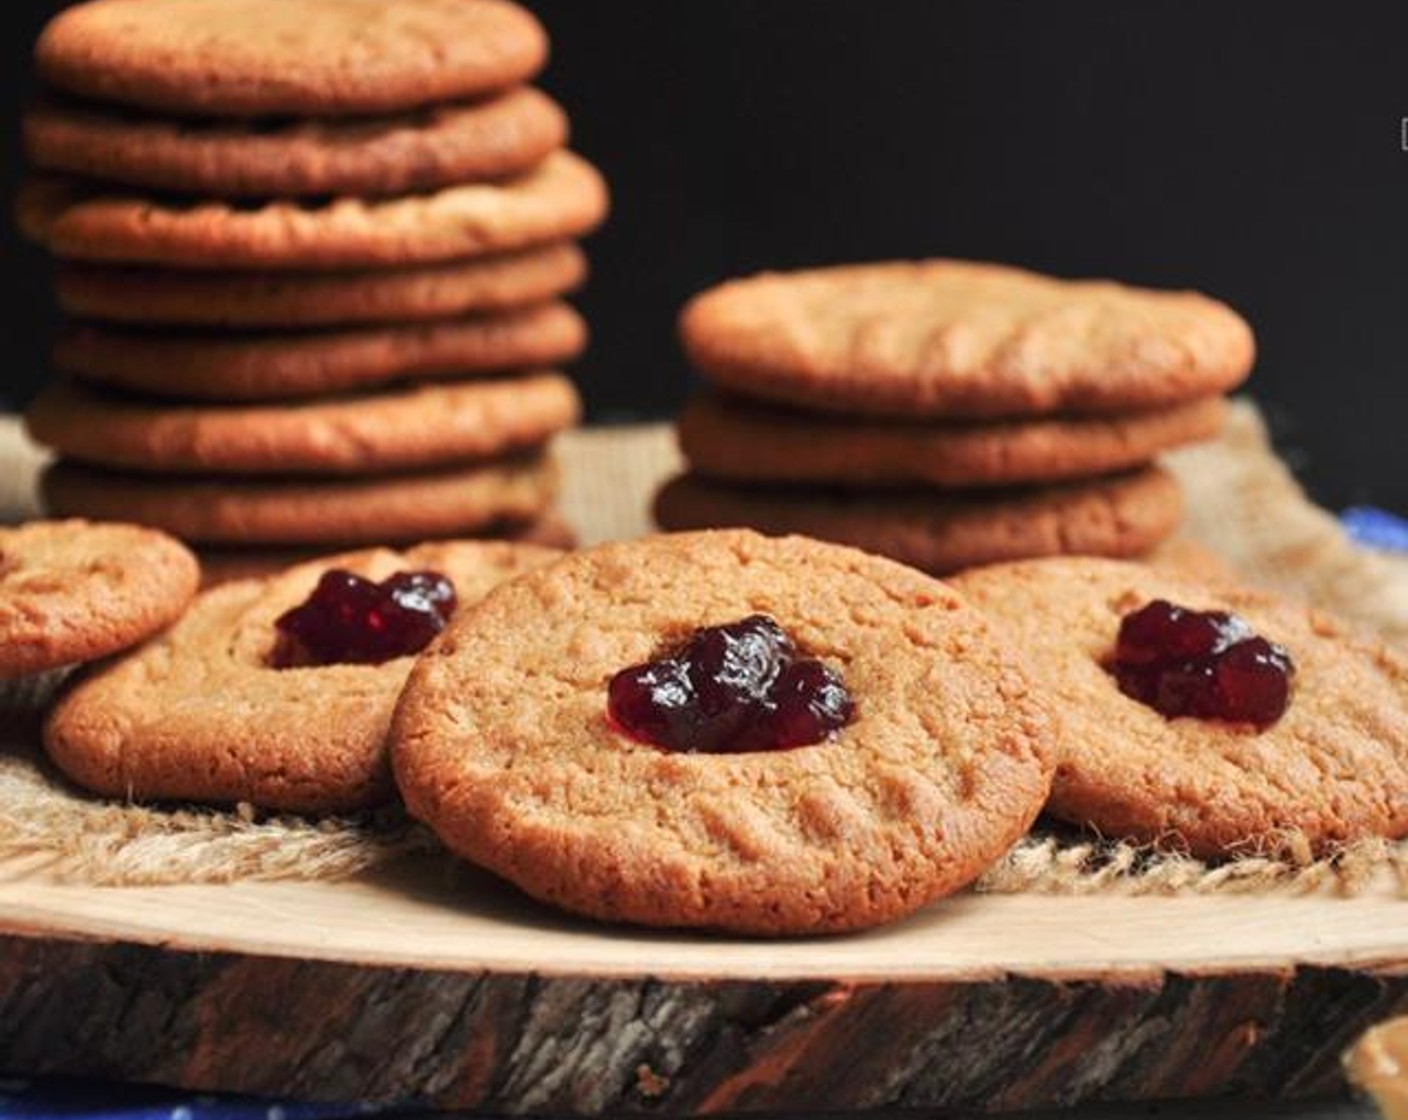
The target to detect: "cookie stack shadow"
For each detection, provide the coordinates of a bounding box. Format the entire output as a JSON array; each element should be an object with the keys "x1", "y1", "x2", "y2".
[
  {"x1": 18, "y1": 0, "x2": 609, "y2": 566},
  {"x1": 658, "y1": 261, "x2": 1255, "y2": 573}
]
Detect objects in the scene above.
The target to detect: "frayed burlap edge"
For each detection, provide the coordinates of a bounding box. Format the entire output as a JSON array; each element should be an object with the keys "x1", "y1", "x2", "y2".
[
  {"x1": 980, "y1": 832, "x2": 1408, "y2": 897},
  {"x1": 2, "y1": 405, "x2": 1407, "y2": 894},
  {"x1": 0, "y1": 675, "x2": 436, "y2": 886},
  {"x1": 0, "y1": 751, "x2": 435, "y2": 887}
]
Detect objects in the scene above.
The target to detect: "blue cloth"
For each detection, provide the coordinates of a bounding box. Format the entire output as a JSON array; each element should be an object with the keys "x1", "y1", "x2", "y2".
[
  {"x1": 0, "y1": 1080, "x2": 397, "y2": 1120},
  {"x1": 1342, "y1": 506, "x2": 1408, "y2": 552}
]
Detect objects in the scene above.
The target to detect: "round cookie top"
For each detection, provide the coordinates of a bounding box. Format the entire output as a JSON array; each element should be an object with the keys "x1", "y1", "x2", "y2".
[
  {"x1": 0, "y1": 519, "x2": 197, "y2": 678},
  {"x1": 391, "y1": 529, "x2": 1055, "y2": 934},
  {"x1": 24, "y1": 87, "x2": 569, "y2": 198},
  {"x1": 35, "y1": 0, "x2": 548, "y2": 118},
  {"x1": 27, "y1": 374, "x2": 580, "y2": 475},
  {"x1": 681, "y1": 260, "x2": 1255, "y2": 418},
  {"x1": 45, "y1": 540, "x2": 562, "y2": 813},
  {"x1": 951, "y1": 557, "x2": 1408, "y2": 857}
]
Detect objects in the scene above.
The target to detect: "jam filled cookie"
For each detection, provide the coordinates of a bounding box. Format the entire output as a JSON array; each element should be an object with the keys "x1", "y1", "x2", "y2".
[
  {"x1": 681, "y1": 260, "x2": 1254, "y2": 419},
  {"x1": 0, "y1": 519, "x2": 197, "y2": 678},
  {"x1": 391, "y1": 529, "x2": 1055, "y2": 934},
  {"x1": 46, "y1": 541, "x2": 561, "y2": 812},
  {"x1": 953, "y1": 557, "x2": 1408, "y2": 857}
]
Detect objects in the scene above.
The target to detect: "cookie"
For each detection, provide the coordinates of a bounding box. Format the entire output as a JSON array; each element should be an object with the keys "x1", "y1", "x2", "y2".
[
  {"x1": 54, "y1": 244, "x2": 588, "y2": 328},
  {"x1": 25, "y1": 87, "x2": 568, "y2": 198},
  {"x1": 27, "y1": 375, "x2": 579, "y2": 475},
  {"x1": 679, "y1": 392, "x2": 1228, "y2": 489},
  {"x1": 35, "y1": 0, "x2": 547, "y2": 118},
  {"x1": 681, "y1": 260, "x2": 1255, "y2": 418},
  {"x1": 0, "y1": 519, "x2": 197, "y2": 678},
  {"x1": 654, "y1": 467, "x2": 1184, "y2": 575},
  {"x1": 41, "y1": 456, "x2": 559, "y2": 546},
  {"x1": 391, "y1": 529, "x2": 1055, "y2": 934},
  {"x1": 52, "y1": 303, "x2": 587, "y2": 400},
  {"x1": 17, "y1": 151, "x2": 609, "y2": 269},
  {"x1": 1143, "y1": 537, "x2": 1242, "y2": 585},
  {"x1": 196, "y1": 513, "x2": 577, "y2": 588},
  {"x1": 45, "y1": 540, "x2": 562, "y2": 813},
  {"x1": 952, "y1": 557, "x2": 1408, "y2": 856}
]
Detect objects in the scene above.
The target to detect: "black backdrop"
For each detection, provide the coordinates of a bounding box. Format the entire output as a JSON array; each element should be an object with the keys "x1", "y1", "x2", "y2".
[{"x1": 3, "y1": 2, "x2": 1407, "y2": 511}]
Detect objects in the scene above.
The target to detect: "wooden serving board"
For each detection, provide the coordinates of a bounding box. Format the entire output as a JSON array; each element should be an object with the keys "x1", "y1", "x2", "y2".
[
  {"x1": 1, "y1": 862, "x2": 1406, "y2": 1113},
  {"x1": 1, "y1": 415, "x2": 1406, "y2": 1115}
]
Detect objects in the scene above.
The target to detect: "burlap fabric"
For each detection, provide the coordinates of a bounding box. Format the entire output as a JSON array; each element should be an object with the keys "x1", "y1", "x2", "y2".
[{"x1": 3, "y1": 404, "x2": 1406, "y2": 895}]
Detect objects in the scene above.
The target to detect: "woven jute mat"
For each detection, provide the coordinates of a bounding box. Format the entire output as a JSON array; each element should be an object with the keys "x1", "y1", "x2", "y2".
[{"x1": 3, "y1": 404, "x2": 1407, "y2": 896}]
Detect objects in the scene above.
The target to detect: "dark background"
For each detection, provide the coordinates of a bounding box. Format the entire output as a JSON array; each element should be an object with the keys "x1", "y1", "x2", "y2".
[{"x1": 2, "y1": 2, "x2": 1406, "y2": 511}]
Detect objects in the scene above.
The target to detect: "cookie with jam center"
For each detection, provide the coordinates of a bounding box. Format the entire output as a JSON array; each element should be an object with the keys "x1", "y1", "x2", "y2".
[
  {"x1": 45, "y1": 540, "x2": 562, "y2": 812},
  {"x1": 953, "y1": 557, "x2": 1408, "y2": 857},
  {"x1": 0, "y1": 519, "x2": 197, "y2": 678},
  {"x1": 391, "y1": 529, "x2": 1056, "y2": 934}
]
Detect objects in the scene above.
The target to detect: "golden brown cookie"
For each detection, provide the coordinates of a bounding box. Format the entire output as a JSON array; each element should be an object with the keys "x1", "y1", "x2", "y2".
[
  {"x1": 35, "y1": 0, "x2": 548, "y2": 118},
  {"x1": 679, "y1": 392, "x2": 1227, "y2": 489},
  {"x1": 52, "y1": 303, "x2": 586, "y2": 400},
  {"x1": 45, "y1": 541, "x2": 562, "y2": 813},
  {"x1": 54, "y1": 244, "x2": 588, "y2": 328},
  {"x1": 0, "y1": 519, "x2": 198, "y2": 678},
  {"x1": 1143, "y1": 537, "x2": 1243, "y2": 585},
  {"x1": 17, "y1": 152, "x2": 608, "y2": 269},
  {"x1": 41, "y1": 456, "x2": 559, "y2": 546},
  {"x1": 952, "y1": 557, "x2": 1408, "y2": 857},
  {"x1": 25, "y1": 87, "x2": 568, "y2": 198},
  {"x1": 27, "y1": 376, "x2": 579, "y2": 475},
  {"x1": 196, "y1": 513, "x2": 576, "y2": 588},
  {"x1": 681, "y1": 260, "x2": 1255, "y2": 418},
  {"x1": 391, "y1": 529, "x2": 1055, "y2": 934},
  {"x1": 654, "y1": 467, "x2": 1184, "y2": 575}
]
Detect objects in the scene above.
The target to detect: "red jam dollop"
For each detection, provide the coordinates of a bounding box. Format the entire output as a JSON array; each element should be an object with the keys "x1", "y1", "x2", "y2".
[
  {"x1": 271, "y1": 569, "x2": 457, "y2": 668},
  {"x1": 607, "y1": 614, "x2": 855, "y2": 753},
  {"x1": 1110, "y1": 599, "x2": 1294, "y2": 726}
]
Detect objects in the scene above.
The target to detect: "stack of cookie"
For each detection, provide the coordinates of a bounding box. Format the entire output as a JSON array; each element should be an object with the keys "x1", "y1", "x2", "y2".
[
  {"x1": 658, "y1": 260, "x2": 1254, "y2": 573},
  {"x1": 18, "y1": 0, "x2": 609, "y2": 560}
]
